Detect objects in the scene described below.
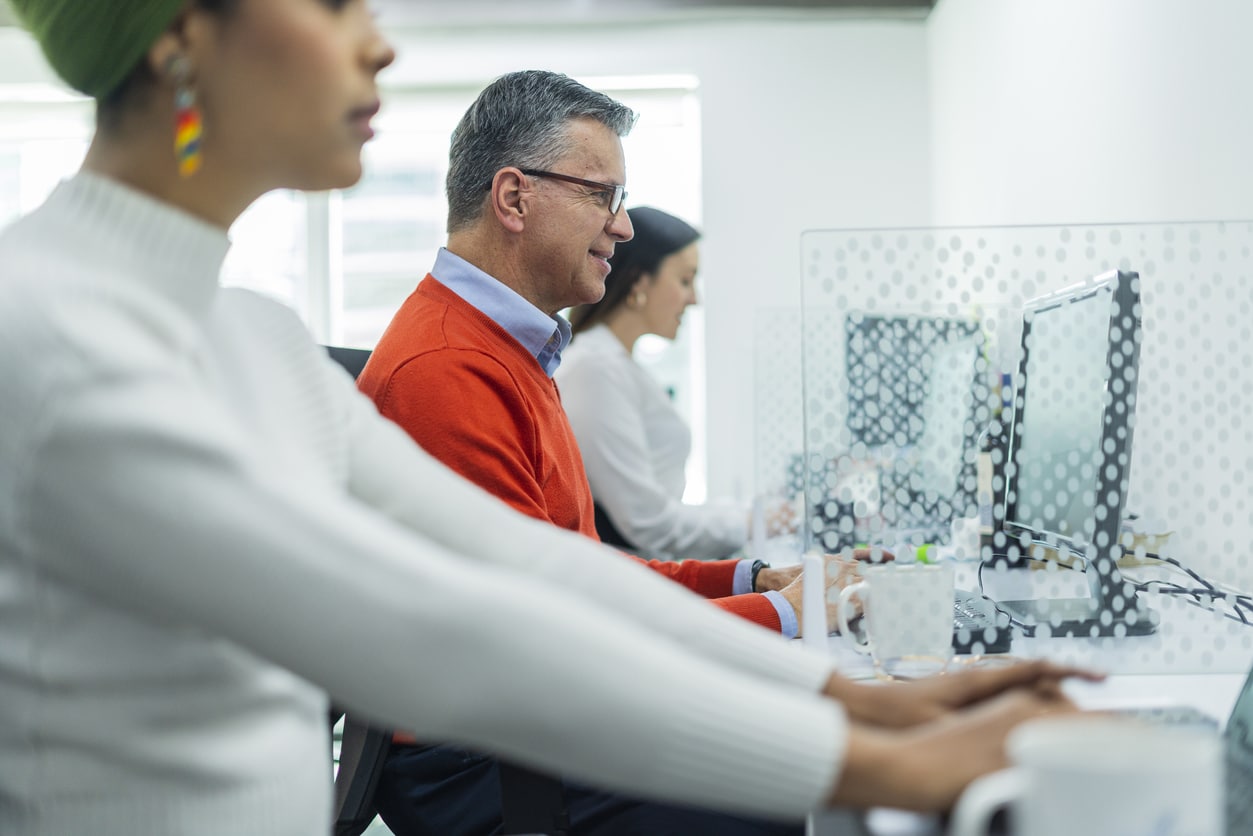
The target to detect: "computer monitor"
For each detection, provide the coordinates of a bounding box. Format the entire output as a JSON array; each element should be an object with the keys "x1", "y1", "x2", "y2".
[
  {"x1": 839, "y1": 314, "x2": 985, "y2": 548},
  {"x1": 996, "y1": 269, "x2": 1157, "y2": 637}
]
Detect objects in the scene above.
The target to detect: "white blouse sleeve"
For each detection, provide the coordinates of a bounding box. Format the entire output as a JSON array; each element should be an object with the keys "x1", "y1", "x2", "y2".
[{"x1": 558, "y1": 340, "x2": 747, "y2": 559}]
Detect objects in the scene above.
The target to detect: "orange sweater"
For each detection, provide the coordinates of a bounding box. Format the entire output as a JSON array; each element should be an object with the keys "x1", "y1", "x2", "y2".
[{"x1": 359, "y1": 276, "x2": 781, "y2": 630}]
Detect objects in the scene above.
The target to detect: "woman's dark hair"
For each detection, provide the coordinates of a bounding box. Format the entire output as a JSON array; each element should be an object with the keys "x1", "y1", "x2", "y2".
[
  {"x1": 97, "y1": 0, "x2": 240, "y2": 131},
  {"x1": 569, "y1": 206, "x2": 700, "y2": 336}
]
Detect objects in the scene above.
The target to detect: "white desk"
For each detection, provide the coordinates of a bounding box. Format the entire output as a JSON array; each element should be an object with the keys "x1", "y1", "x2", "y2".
[
  {"x1": 813, "y1": 559, "x2": 1253, "y2": 678},
  {"x1": 804, "y1": 565, "x2": 1253, "y2": 836},
  {"x1": 836, "y1": 672, "x2": 1248, "y2": 836}
]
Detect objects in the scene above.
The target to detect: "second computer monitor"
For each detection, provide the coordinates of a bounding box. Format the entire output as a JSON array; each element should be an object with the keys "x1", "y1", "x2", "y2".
[{"x1": 998, "y1": 268, "x2": 1156, "y2": 637}]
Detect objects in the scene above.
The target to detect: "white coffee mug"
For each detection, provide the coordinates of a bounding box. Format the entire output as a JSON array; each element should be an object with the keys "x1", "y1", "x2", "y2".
[
  {"x1": 836, "y1": 562, "x2": 953, "y2": 677},
  {"x1": 950, "y1": 715, "x2": 1224, "y2": 836}
]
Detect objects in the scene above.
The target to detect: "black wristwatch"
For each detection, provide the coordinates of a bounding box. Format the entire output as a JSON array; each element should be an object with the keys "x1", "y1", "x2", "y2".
[{"x1": 749, "y1": 559, "x2": 769, "y2": 592}]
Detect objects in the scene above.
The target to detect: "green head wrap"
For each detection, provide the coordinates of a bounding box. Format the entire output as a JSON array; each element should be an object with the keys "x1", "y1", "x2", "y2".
[{"x1": 9, "y1": 0, "x2": 188, "y2": 99}]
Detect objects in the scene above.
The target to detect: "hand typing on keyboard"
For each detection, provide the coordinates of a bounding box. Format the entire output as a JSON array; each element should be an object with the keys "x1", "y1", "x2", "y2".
[
  {"x1": 823, "y1": 659, "x2": 1106, "y2": 728},
  {"x1": 822, "y1": 665, "x2": 1107, "y2": 813}
]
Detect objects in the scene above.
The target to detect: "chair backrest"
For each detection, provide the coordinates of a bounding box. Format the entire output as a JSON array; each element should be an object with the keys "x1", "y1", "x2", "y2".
[
  {"x1": 322, "y1": 341, "x2": 569, "y2": 835},
  {"x1": 324, "y1": 345, "x2": 373, "y2": 380},
  {"x1": 592, "y1": 502, "x2": 635, "y2": 552},
  {"x1": 333, "y1": 717, "x2": 392, "y2": 836}
]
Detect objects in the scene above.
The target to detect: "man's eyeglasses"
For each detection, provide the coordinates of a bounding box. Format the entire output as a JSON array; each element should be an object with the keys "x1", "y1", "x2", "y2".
[{"x1": 519, "y1": 168, "x2": 627, "y2": 216}]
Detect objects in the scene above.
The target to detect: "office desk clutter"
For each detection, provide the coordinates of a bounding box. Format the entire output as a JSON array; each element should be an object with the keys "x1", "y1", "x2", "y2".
[
  {"x1": 800, "y1": 227, "x2": 1253, "y2": 670},
  {"x1": 797, "y1": 227, "x2": 1253, "y2": 834}
]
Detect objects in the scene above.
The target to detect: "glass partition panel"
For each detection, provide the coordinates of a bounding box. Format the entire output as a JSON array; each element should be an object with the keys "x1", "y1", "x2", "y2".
[
  {"x1": 801, "y1": 222, "x2": 1253, "y2": 673},
  {"x1": 753, "y1": 307, "x2": 806, "y2": 563}
]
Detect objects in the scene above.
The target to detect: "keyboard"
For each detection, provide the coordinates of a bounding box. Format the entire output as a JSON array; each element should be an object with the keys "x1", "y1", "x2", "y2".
[
  {"x1": 843, "y1": 588, "x2": 1014, "y2": 654},
  {"x1": 952, "y1": 588, "x2": 1013, "y2": 654}
]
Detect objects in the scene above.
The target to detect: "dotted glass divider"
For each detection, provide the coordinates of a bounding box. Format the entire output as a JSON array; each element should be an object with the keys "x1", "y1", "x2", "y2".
[
  {"x1": 800, "y1": 222, "x2": 1253, "y2": 674},
  {"x1": 753, "y1": 306, "x2": 806, "y2": 550}
]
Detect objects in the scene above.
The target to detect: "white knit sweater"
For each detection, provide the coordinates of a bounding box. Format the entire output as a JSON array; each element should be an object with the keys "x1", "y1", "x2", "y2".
[{"x1": 0, "y1": 173, "x2": 846, "y2": 835}]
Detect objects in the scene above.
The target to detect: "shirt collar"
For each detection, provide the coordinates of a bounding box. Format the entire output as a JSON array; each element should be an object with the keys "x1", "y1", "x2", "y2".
[{"x1": 432, "y1": 247, "x2": 571, "y2": 377}]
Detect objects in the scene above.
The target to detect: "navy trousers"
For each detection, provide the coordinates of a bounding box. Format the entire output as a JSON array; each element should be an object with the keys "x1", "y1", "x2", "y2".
[{"x1": 373, "y1": 744, "x2": 806, "y2": 836}]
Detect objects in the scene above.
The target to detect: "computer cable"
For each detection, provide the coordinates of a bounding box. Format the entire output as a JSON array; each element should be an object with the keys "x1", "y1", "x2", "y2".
[
  {"x1": 1126, "y1": 552, "x2": 1253, "y2": 627},
  {"x1": 1128, "y1": 579, "x2": 1251, "y2": 625},
  {"x1": 976, "y1": 540, "x2": 1253, "y2": 632}
]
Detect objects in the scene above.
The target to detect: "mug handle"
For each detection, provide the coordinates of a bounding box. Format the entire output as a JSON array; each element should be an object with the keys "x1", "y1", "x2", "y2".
[
  {"x1": 836, "y1": 580, "x2": 871, "y2": 655},
  {"x1": 948, "y1": 767, "x2": 1026, "y2": 836}
]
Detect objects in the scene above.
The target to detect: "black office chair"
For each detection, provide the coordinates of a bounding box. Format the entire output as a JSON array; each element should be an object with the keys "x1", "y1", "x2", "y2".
[
  {"x1": 322, "y1": 344, "x2": 570, "y2": 836},
  {"x1": 592, "y1": 502, "x2": 635, "y2": 552},
  {"x1": 324, "y1": 345, "x2": 373, "y2": 381},
  {"x1": 332, "y1": 714, "x2": 392, "y2": 836}
]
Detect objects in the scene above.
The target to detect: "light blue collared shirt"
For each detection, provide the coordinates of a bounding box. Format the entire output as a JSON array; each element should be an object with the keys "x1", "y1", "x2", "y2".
[
  {"x1": 731, "y1": 563, "x2": 797, "y2": 639},
  {"x1": 431, "y1": 248, "x2": 571, "y2": 377},
  {"x1": 429, "y1": 249, "x2": 795, "y2": 636}
]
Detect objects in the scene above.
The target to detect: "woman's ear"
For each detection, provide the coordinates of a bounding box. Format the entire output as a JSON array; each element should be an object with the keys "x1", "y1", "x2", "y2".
[
  {"x1": 144, "y1": 6, "x2": 209, "y2": 82},
  {"x1": 146, "y1": 31, "x2": 183, "y2": 80}
]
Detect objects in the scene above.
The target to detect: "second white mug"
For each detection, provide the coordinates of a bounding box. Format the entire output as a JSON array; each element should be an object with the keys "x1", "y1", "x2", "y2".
[{"x1": 836, "y1": 562, "x2": 953, "y2": 677}]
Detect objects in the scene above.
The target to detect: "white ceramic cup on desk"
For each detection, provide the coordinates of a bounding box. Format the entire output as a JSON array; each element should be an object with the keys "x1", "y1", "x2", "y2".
[
  {"x1": 835, "y1": 562, "x2": 953, "y2": 678},
  {"x1": 949, "y1": 715, "x2": 1224, "y2": 836}
]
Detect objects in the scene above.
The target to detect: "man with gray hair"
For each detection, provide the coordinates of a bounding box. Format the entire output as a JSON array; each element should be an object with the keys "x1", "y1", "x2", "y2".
[
  {"x1": 363, "y1": 70, "x2": 815, "y2": 639},
  {"x1": 357, "y1": 70, "x2": 1083, "y2": 835},
  {"x1": 361, "y1": 67, "x2": 811, "y2": 833}
]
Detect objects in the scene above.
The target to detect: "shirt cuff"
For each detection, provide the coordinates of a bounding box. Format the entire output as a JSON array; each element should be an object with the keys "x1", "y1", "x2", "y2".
[
  {"x1": 763, "y1": 590, "x2": 799, "y2": 639},
  {"x1": 731, "y1": 558, "x2": 754, "y2": 595}
]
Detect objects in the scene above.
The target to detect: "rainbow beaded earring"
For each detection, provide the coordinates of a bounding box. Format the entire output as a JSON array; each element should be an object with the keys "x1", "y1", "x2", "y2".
[{"x1": 168, "y1": 56, "x2": 202, "y2": 178}]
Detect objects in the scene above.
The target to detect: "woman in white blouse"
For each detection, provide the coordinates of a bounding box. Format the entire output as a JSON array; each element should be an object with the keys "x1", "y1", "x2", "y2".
[{"x1": 561, "y1": 207, "x2": 789, "y2": 559}]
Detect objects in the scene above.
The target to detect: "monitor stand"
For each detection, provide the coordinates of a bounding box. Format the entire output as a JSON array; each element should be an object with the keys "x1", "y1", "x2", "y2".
[
  {"x1": 992, "y1": 548, "x2": 1157, "y2": 641},
  {"x1": 997, "y1": 597, "x2": 1158, "y2": 637}
]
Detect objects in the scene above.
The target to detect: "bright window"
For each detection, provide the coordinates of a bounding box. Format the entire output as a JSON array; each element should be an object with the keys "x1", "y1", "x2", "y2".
[{"x1": 0, "y1": 76, "x2": 707, "y2": 501}]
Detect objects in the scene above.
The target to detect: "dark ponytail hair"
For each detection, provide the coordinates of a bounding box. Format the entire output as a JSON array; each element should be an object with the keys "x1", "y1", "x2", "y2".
[{"x1": 569, "y1": 206, "x2": 700, "y2": 336}]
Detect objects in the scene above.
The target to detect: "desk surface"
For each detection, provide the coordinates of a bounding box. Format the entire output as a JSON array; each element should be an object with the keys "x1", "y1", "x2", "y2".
[
  {"x1": 815, "y1": 672, "x2": 1249, "y2": 836},
  {"x1": 804, "y1": 560, "x2": 1253, "y2": 836},
  {"x1": 810, "y1": 559, "x2": 1253, "y2": 678}
]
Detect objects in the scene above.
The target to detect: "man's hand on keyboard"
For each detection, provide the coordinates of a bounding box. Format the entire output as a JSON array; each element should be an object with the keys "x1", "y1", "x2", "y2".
[
  {"x1": 778, "y1": 550, "x2": 892, "y2": 637},
  {"x1": 822, "y1": 660, "x2": 1105, "y2": 728}
]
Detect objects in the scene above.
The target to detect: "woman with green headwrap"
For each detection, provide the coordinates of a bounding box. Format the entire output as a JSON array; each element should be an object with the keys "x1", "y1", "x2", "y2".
[{"x1": 0, "y1": 2, "x2": 1087, "y2": 834}]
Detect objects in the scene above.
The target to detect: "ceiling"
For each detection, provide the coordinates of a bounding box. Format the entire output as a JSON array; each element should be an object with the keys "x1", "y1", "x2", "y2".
[
  {"x1": 376, "y1": 0, "x2": 934, "y2": 25},
  {"x1": 0, "y1": 1, "x2": 934, "y2": 30}
]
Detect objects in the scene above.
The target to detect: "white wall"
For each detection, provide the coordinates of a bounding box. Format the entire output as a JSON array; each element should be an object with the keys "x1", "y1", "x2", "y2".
[
  {"x1": 928, "y1": 0, "x2": 1253, "y2": 586},
  {"x1": 382, "y1": 15, "x2": 933, "y2": 503},
  {"x1": 929, "y1": 0, "x2": 1253, "y2": 226}
]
